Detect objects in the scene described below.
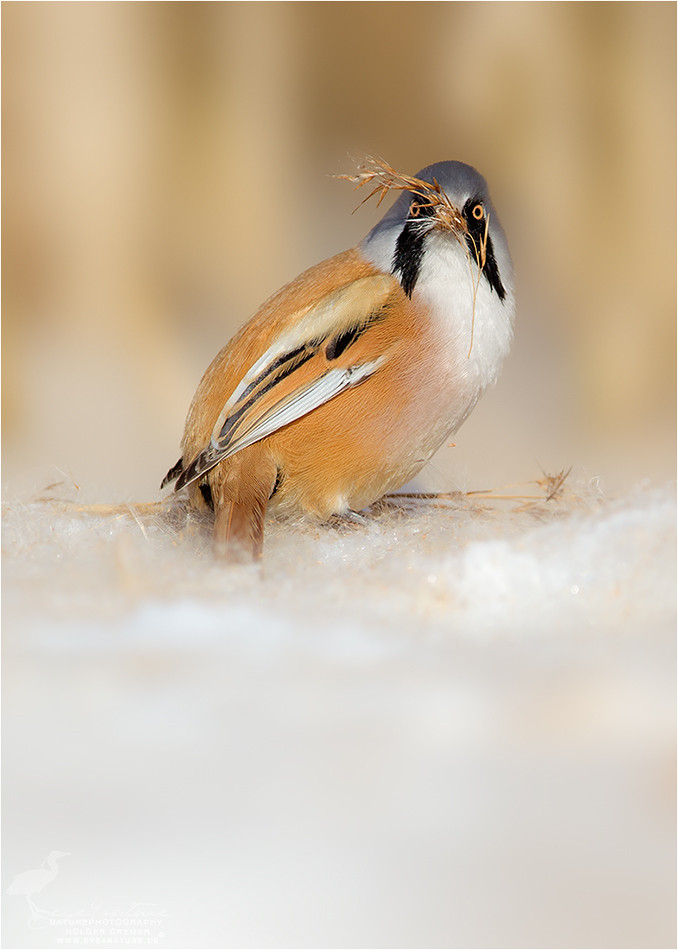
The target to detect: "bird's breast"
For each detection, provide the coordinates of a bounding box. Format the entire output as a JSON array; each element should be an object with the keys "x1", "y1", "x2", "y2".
[{"x1": 412, "y1": 231, "x2": 515, "y2": 395}]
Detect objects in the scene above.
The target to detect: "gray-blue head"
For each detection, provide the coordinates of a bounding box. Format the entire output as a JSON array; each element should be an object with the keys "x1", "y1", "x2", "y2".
[{"x1": 361, "y1": 160, "x2": 513, "y2": 303}]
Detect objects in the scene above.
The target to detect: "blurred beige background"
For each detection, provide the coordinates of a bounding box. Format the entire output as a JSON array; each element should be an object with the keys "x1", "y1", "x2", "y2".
[{"x1": 2, "y1": 1, "x2": 675, "y2": 502}]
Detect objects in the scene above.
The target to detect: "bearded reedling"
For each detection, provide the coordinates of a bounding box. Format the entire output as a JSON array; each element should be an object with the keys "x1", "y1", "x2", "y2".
[{"x1": 162, "y1": 159, "x2": 515, "y2": 560}]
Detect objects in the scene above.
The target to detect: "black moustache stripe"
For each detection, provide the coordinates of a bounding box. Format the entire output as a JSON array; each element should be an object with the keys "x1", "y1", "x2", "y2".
[
  {"x1": 393, "y1": 202, "x2": 506, "y2": 302},
  {"x1": 391, "y1": 220, "x2": 430, "y2": 298}
]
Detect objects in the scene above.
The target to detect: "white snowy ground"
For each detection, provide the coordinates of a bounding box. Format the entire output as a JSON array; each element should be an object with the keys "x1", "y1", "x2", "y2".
[{"x1": 2, "y1": 474, "x2": 676, "y2": 949}]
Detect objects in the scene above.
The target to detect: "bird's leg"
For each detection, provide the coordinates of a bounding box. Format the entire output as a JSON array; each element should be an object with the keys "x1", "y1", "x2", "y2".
[{"x1": 328, "y1": 509, "x2": 371, "y2": 529}]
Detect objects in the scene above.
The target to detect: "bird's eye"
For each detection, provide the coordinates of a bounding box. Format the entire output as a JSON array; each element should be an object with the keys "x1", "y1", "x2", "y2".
[
  {"x1": 410, "y1": 201, "x2": 421, "y2": 217},
  {"x1": 472, "y1": 203, "x2": 485, "y2": 221}
]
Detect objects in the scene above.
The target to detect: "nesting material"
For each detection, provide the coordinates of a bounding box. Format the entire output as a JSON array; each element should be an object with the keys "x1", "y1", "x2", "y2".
[{"x1": 338, "y1": 156, "x2": 468, "y2": 229}]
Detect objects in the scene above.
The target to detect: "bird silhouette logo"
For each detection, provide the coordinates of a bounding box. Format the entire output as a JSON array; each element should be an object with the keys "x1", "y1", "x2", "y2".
[{"x1": 6, "y1": 851, "x2": 70, "y2": 921}]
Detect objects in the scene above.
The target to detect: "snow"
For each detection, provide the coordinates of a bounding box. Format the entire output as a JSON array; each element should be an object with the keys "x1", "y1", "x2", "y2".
[{"x1": 2, "y1": 475, "x2": 676, "y2": 948}]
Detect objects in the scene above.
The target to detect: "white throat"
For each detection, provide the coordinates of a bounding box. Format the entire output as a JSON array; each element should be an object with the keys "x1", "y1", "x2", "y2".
[
  {"x1": 415, "y1": 230, "x2": 515, "y2": 391},
  {"x1": 361, "y1": 227, "x2": 515, "y2": 395}
]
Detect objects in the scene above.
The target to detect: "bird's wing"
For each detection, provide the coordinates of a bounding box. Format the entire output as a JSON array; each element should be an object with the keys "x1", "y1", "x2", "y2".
[{"x1": 174, "y1": 274, "x2": 400, "y2": 491}]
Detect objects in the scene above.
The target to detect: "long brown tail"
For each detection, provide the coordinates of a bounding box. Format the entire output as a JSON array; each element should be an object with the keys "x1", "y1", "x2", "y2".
[{"x1": 212, "y1": 458, "x2": 277, "y2": 562}]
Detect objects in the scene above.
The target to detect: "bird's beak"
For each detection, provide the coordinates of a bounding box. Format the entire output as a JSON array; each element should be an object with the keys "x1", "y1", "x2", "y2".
[{"x1": 430, "y1": 198, "x2": 467, "y2": 237}]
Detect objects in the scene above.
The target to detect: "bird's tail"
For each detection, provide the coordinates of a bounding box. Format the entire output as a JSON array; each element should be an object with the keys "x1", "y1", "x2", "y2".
[{"x1": 213, "y1": 456, "x2": 278, "y2": 562}]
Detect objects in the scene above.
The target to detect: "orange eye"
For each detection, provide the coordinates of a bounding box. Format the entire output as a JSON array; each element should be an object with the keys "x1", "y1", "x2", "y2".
[{"x1": 472, "y1": 203, "x2": 484, "y2": 221}]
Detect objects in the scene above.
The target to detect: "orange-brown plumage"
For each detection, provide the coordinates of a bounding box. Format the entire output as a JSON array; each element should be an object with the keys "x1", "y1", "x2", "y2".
[{"x1": 163, "y1": 161, "x2": 515, "y2": 561}]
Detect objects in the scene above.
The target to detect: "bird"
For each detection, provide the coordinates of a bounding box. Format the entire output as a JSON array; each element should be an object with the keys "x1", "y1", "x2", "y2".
[
  {"x1": 162, "y1": 158, "x2": 515, "y2": 560},
  {"x1": 6, "y1": 851, "x2": 70, "y2": 916}
]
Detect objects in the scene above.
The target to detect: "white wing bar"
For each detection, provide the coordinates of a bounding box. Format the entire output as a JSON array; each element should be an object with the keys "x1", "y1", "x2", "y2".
[
  {"x1": 220, "y1": 357, "x2": 386, "y2": 460},
  {"x1": 177, "y1": 355, "x2": 386, "y2": 490}
]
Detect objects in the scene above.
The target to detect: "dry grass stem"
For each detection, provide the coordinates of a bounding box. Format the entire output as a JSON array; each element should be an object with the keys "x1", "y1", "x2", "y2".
[
  {"x1": 336, "y1": 156, "x2": 466, "y2": 232},
  {"x1": 536, "y1": 467, "x2": 573, "y2": 502},
  {"x1": 387, "y1": 468, "x2": 575, "y2": 511},
  {"x1": 465, "y1": 212, "x2": 490, "y2": 357}
]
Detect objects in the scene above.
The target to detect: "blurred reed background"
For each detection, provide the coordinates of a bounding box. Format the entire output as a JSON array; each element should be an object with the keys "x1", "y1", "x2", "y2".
[{"x1": 2, "y1": 2, "x2": 675, "y2": 502}]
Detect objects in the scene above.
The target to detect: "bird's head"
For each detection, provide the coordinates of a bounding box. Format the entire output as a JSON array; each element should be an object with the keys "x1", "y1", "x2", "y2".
[
  {"x1": 352, "y1": 158, "x2": 513, "y2": 305},
  {"x1": 44, "y1": 850, "x2": 70, "y2": 864}
]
